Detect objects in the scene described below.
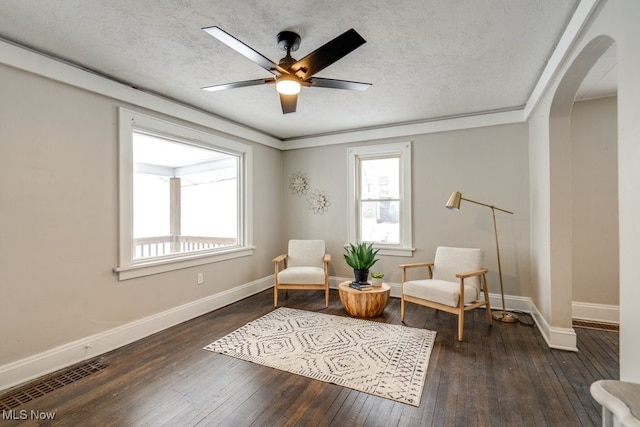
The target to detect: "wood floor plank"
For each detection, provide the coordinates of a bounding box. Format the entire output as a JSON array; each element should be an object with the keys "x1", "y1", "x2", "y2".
[
  {"x1": 318, "y1": 386, "x2": 352, "y2": 426},
  {"x1": 513, "y1": 319, "x2": 568, "y2": 425},
  {"x1": 279, "y1": 381, "x2": 343, "y2": 427},
  {"x1": 576, "y1": 328, "x2": 619, "y2": 379},
  {"x1": 1, "y1": 289, "x2": 619, "y2": 427}
]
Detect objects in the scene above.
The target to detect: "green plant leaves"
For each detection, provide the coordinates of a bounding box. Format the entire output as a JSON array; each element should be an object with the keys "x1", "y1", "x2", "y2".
[{"x1": 343, "y1": 242, "x2": 380, "y2": 270}]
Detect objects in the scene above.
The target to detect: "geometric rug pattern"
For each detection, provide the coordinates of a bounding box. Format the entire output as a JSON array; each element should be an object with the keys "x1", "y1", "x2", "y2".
[{"x1": 204, "y1": 307, "x2": 436, "y2": 406}]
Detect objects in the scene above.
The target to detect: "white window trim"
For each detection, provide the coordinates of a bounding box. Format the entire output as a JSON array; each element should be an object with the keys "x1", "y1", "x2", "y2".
[
  {"x1": 347, "y1": 142, "x2": 414, "y2": 257},
  {"x1": 115, "y1": 108, "x2": 254, "y2": 280}
]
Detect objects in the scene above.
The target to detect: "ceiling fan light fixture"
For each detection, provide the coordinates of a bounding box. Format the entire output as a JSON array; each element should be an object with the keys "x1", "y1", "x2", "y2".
[
  {"x1": 202, "y1": 26, "x2": 369, "y2": 113},
  {"x1": 276, "y1": 75, "x2": 301, "y2": 95}
]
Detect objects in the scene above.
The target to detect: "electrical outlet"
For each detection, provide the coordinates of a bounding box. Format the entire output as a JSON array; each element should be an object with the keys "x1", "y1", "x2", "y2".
[{"x1": 197, "y1": 273, "x2": 204, "y2": 285}]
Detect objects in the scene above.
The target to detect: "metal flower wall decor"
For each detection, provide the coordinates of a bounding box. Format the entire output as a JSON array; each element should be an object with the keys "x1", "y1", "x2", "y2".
[
  {"x1": 289, "y1": 171, "x2": 331, "y2": 214},
  {"x1": 308, "y1": 189, "x2": 331, "y2": 215},
  {"x1": 289, "y1": 172, "x2": 310, "y2": 196}
]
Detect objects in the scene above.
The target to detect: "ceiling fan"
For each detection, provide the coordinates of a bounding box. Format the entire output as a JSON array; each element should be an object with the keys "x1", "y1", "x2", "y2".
[{"x1": 201, "y1": 26, "x2": 371, "y2": 114}]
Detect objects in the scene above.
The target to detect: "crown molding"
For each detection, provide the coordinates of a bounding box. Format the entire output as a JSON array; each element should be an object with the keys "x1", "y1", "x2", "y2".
[
  {"x1": 0, "y1": 38, "x2": 284, "y2": 150},
  {"x1": 280, "y1": 109, "x2": 525, "y2": 149},
  {"x1": 524, "y1": 0, "x2": 605, "y2": 119}
]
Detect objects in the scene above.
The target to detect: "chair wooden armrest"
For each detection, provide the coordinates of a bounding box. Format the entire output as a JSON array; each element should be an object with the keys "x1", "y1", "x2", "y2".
[
  {"x1": 323, "y1": 254, "x2": 331, "y2": 278},
  {"x1": 398, "y1": 262, "x2": 434, "y2": 270},
  {"x1": 456, "y1": 268, "x2": 489, "y2": 306},
  {"x1": 272, "y1": 254, "x2": 287, "y2": 264},
  {"x1": 273, "y1": 254, "x2": 287, "y2": 274},
  {"x1": 455, "y1": 268, "x2": 488, "y2": 279},
  {"x1": 399, "y1": 262, "x2": 434, "y2": 283}
]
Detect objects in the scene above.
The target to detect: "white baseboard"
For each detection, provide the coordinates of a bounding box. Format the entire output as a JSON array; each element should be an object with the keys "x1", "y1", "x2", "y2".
[
  {"x1": 572, "y1": 301, "x2": 619, "y2": 324},
  {"x1": 529, "y1": 301, "x2": 578, "y2": 352},
  {"x1": 487, "y1": 292, "x2": 531, "y2": 314},
  {"x1": 0, "y1": 277, "x2": 273, "y2": 392}
]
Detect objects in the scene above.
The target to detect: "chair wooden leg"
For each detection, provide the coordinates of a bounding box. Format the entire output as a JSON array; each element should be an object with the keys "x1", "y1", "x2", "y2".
[
  {"x1": 457, "y1": 310, "x2": 465, "y2": 341},
  {"x1": 401, "y1": 296, "x2": 405, "y2": 322},
  {"x1": 325, "y1": 287, "x2": 329, "y2": 308},
  {"x1": 274, "y1": 286, "x2": 278, "y2": 307}
]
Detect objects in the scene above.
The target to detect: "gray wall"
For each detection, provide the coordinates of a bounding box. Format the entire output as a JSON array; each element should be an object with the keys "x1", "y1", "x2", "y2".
[
  {"x1": 282, "y1": 124, "x2": 531, "y2": 297},
  {"x1": 0, "y1": 63, "x2": 283, "y2": 365},
  {"x1": 571, "y1": 96, "x2": 618, "y2": 306}
]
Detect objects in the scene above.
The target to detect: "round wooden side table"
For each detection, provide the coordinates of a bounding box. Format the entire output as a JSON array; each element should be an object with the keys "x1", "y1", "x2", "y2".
[{"x1": 338, "y1": 281, "x2": 390, "y2": 318}]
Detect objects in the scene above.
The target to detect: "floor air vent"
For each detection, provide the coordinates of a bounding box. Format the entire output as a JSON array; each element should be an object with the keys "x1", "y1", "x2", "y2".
[
  {"x1": 573, "y1": 320, "x2": 619, "y2": 332},
  {"x1": 0, "y1": 358, "x2": 108, "y2": 411}
]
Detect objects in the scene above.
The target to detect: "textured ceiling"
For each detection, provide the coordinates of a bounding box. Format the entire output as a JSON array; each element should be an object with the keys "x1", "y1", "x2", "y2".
[{"x1": 0, "y1": 0, "x2": 596, "y2": 140}]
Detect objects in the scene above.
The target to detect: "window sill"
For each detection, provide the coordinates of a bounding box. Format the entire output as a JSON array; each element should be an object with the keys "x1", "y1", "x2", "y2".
[
  {"x1": 114, "y1": 246, "x2": 255, "y2": 280},
  {"x1": 343, "y1": 244, "x2": 415, "y2": 257},
  {"x1": 375, "y1": 246, "x2": 415, "y2": 257}
]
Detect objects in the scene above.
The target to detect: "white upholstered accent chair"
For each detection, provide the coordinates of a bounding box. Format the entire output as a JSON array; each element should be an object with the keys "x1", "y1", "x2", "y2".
[
  {"x1": 399, "y1": 246, "x2": 492, "y2": 341},
  {"x1": 273, "y1": 240, "x2": 331, "y2": 307}
]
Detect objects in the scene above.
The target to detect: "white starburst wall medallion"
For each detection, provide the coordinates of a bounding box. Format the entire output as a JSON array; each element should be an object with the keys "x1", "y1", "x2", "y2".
[
  {"x1": 289, "y1": 172, "x2": 310, "y2": 196},
  {"x1": 308, "y1": 189, "x2": 331, "y2": 214}
]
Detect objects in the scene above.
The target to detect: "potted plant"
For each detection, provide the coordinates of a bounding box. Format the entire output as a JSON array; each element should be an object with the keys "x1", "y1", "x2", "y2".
[
  {"x1": 344, "y1": 242, "x2": 379, "y2": 284},
  {"x1": 371, "y1": 272, "x2": 384, "y2": 287}
]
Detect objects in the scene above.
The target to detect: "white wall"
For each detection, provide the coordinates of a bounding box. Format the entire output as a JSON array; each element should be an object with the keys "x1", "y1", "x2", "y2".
[
  {"x1": 616, "y1": 0, "x2": 640, "y2": 383},
  {"x1": 0, "y1": 63, "x2": 283, "y2": 370},
  {"x1": 282, "y1": 124, "x2": 531, "y2": 298}
]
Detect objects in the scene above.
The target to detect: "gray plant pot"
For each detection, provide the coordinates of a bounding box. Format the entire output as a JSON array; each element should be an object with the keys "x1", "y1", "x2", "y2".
[{"x1": 353, "y1": 269, "x2": 369, "y2": 284}]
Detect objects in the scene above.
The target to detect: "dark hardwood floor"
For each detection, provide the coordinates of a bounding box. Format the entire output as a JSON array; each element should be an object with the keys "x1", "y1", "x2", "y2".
[{"x1": 1, "y1": 289, "x2": 618, "y2": 426}]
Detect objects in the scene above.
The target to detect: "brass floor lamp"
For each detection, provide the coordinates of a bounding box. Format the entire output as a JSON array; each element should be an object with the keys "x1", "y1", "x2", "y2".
[{"x1": 445, "y1": 191, "x2": 518, "y2": 323}]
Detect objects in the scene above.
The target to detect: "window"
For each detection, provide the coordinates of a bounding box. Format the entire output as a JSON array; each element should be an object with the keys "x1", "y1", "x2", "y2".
[
  {"x1": 116, "y1": 109, "x2": 253, "y2": 279},
  {"x1": 132, "y1": 132, "x2": 239, "y2": 259},
  {"x1": 348, "y1": 142, "x2": 413, "y2": 256}
]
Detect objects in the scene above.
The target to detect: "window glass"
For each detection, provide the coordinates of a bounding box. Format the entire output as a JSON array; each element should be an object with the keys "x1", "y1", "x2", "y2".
[
  {"x1": 359, "y1": 157, "x2": 401, "y2": 244},
  {"x1": 132, "y1": 131, "x2": 239, "y2": 260},
  {"x1": 360, "y1": 157, "x2": 400, "y2": 199}
]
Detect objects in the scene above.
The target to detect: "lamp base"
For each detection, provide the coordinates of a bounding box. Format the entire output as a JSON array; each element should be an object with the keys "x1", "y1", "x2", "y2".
[{"x1": 492, "y1": 311, "x2": 519, "y2": 323}]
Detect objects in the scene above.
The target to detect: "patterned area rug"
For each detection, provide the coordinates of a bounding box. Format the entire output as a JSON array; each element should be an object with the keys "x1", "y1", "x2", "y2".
[{"x1": 203, "y1": 307, "x2": 436, "y2": 406}]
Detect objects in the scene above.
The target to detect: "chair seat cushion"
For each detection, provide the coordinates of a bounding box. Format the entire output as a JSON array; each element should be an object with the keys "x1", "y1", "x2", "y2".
[
  {"x1": 277, "y1": 266, "x2": 326, "y2": 285},
  {"x1": 403, "y1": 279, "x2": 478, "y2": 307}
]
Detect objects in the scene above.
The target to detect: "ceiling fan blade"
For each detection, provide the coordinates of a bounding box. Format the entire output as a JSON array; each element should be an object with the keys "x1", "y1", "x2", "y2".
[
  {"x1": 203, "y1": 26, "x2": 286, "y2": 75},
  {"x1": 309, "y1": 77, "x2": 371, "y2": 91},
  {"x1": 201, "y1": 78, "x2": 275, "y2": 92},
  {"x1": 289, "y1": 28, "x2": 366, "y2": 80},
  {"x1": 280, "y1": 93, "x2": 298, "y2": 114}
]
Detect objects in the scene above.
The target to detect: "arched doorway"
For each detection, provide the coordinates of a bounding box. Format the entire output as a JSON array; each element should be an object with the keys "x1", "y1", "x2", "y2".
[{"x1": 548, "y1": 35, "x2": 617, "y2": 337}]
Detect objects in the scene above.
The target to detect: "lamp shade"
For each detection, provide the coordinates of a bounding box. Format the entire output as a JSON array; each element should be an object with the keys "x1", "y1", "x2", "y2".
[
  {"x1": 276, "y1": 74, "x2": 301, "y2": 95},
  {"x1": 445, "y1": 191, "x2": 462, "y2": 210}
]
